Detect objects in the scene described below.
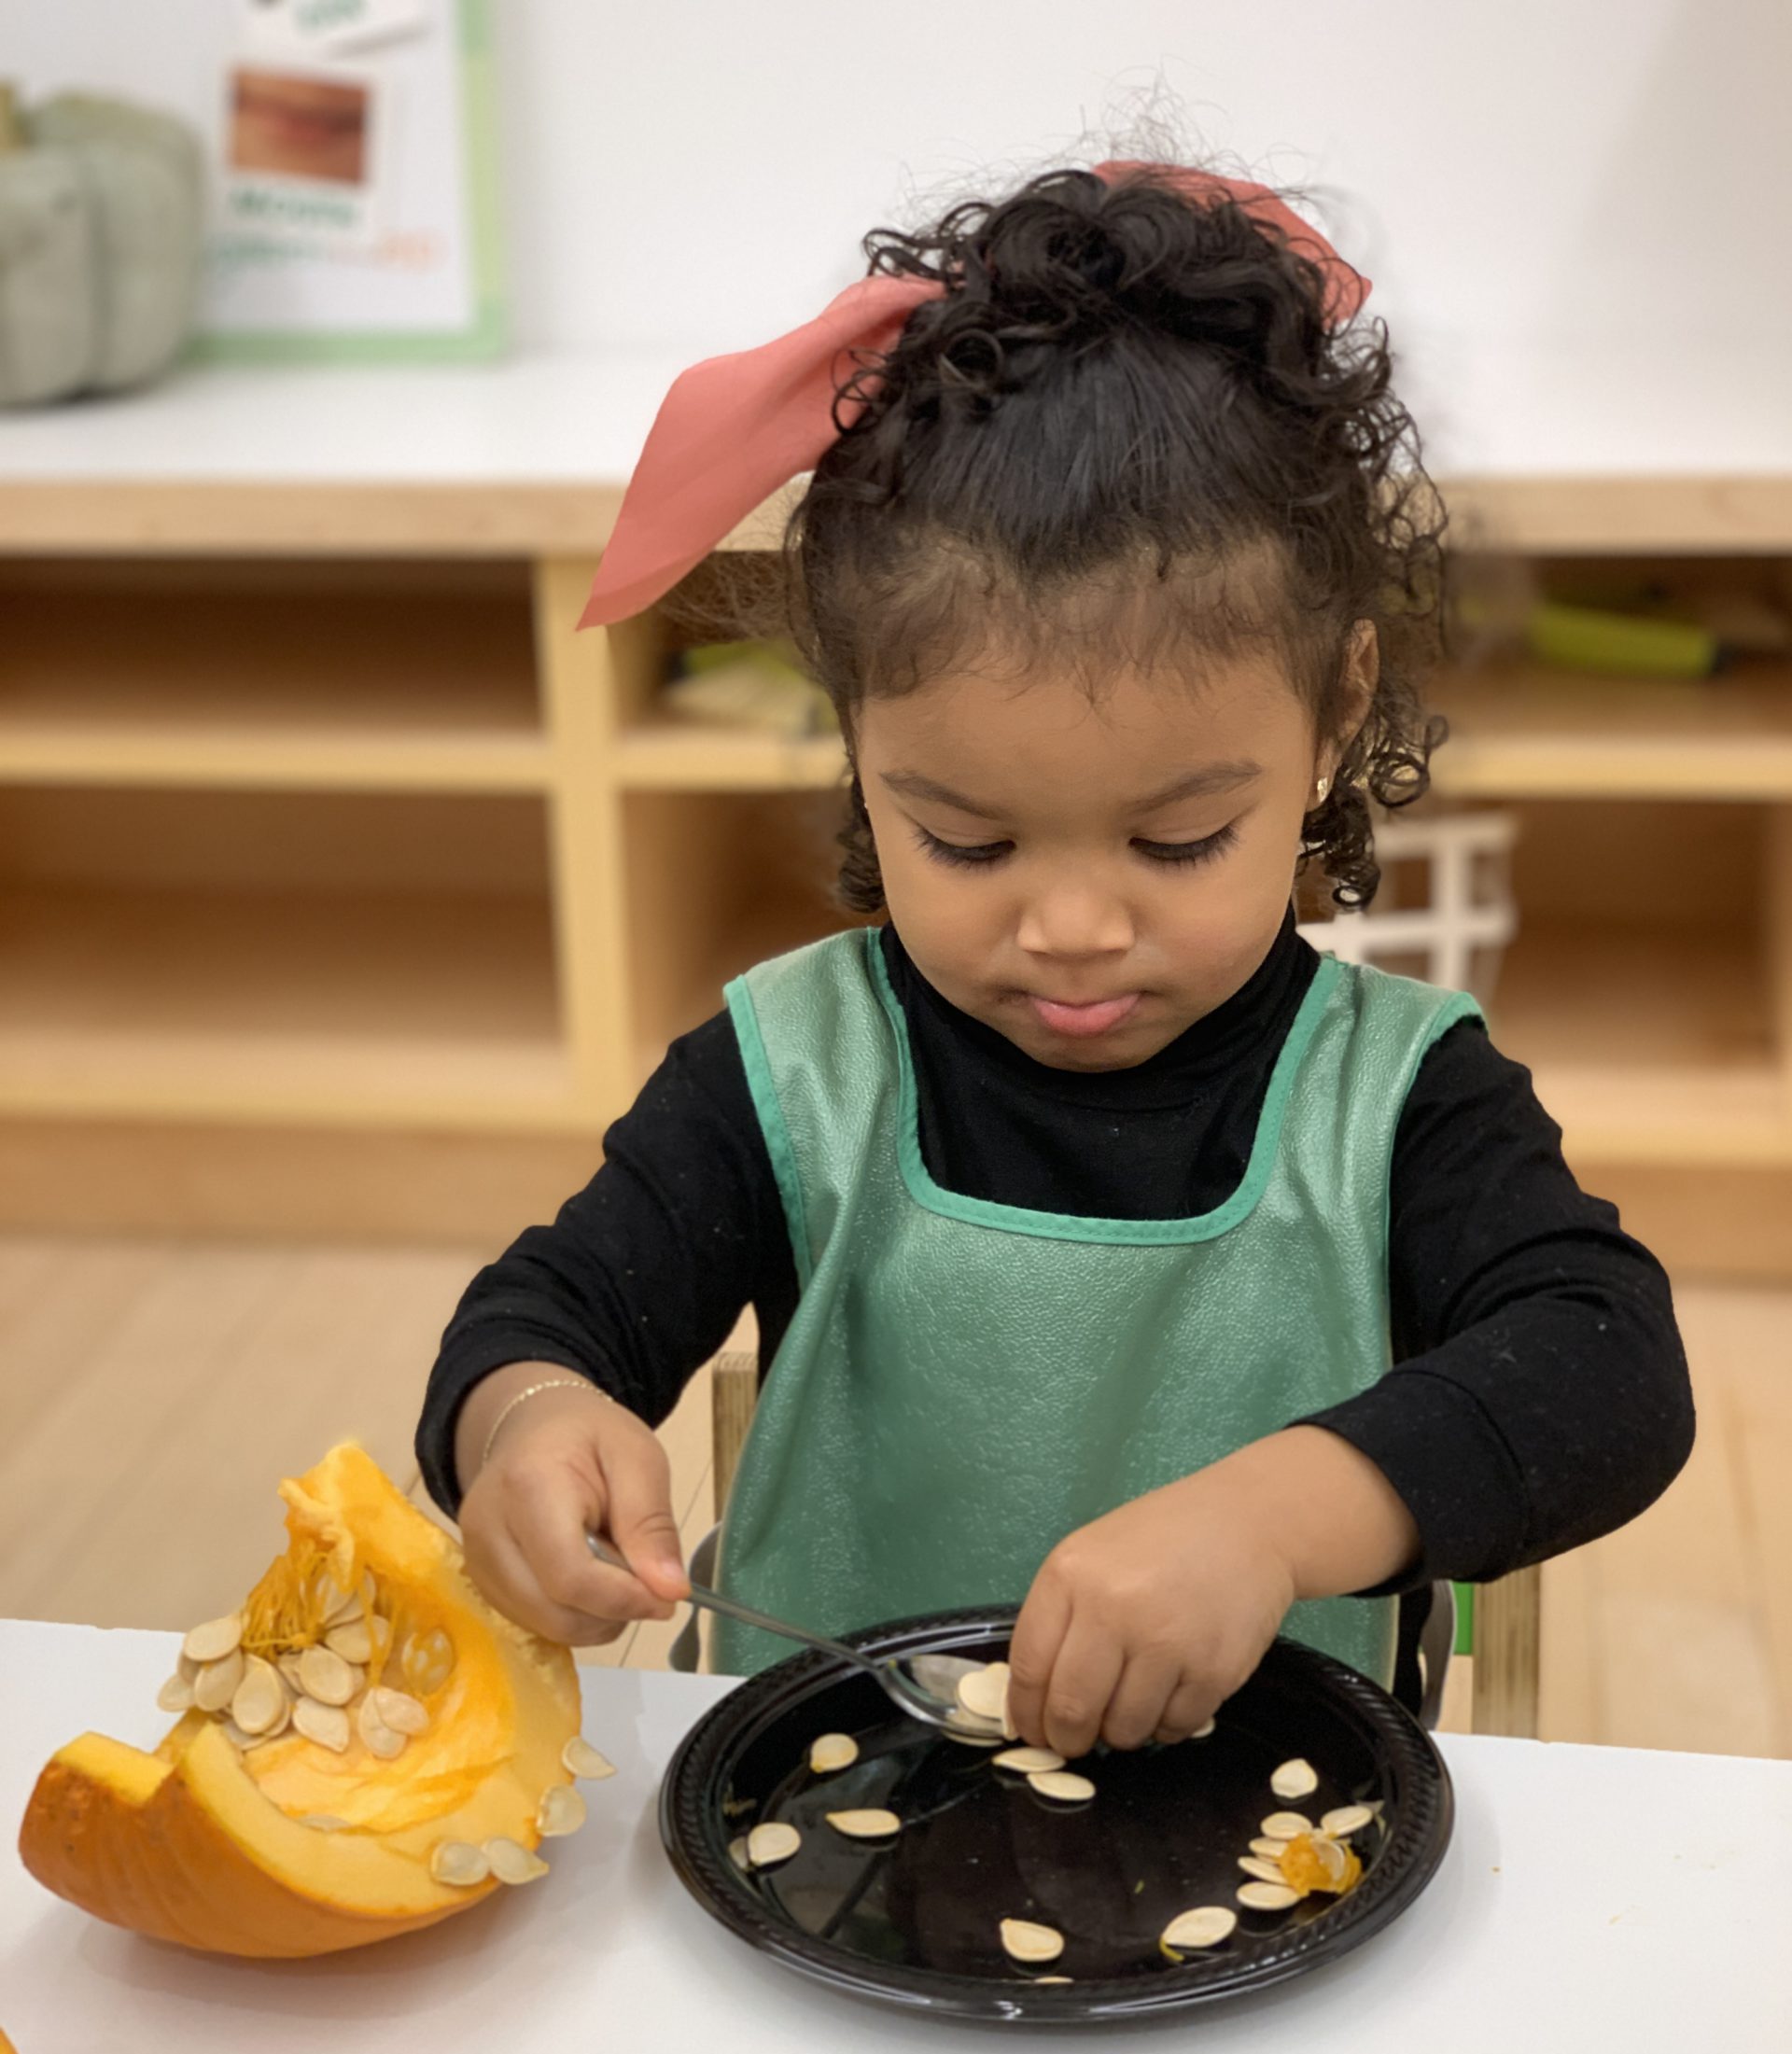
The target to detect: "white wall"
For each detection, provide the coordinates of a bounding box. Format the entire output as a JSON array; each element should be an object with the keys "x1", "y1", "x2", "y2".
[{"x1": 4, "y1": 0, "x2": 1788, "y2": 471}]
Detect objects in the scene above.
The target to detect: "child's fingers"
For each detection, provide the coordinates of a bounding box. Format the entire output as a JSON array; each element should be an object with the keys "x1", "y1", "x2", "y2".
[
  {"x1": 505, "y1": 1460, "x2": 675, "y2": 1627},
  {"x1": 1036, "y1": 1613, "x2": 1126, "y2": 1762},
  {"x1": 1153, "y1": 1675, "x2": 1220, "y2": 1745},
  {"x1": 462, "y1": 1522, "x2": 631, "y2": 1647},
  {"x1": 1006, "y1": 1573, "x2": 1073, "y2": 1748},
  {"x1": 1099, "y1": 1651, "x2": 1182, "y2": 1751},
  {"x1": 600, "y1": 1430, "x2": 690, "y2": 1602}
]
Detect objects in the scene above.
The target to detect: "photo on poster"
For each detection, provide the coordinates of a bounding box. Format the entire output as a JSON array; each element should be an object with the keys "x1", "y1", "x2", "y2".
[{"x1": 220, "y1": 60, "x2": 393, "y2": 252}]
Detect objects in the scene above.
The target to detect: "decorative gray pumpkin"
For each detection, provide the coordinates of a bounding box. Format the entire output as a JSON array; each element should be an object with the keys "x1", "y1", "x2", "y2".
[{"x1": 0, "y1": 87, "x2": 205, "y2": 407}]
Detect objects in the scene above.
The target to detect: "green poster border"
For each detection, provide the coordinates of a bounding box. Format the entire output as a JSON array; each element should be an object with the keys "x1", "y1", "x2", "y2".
[{"x1": 188, "y1": 0, "x2": 505, "y2": 366}]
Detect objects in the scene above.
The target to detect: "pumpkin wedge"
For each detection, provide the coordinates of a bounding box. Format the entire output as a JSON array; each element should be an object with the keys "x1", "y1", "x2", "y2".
[{"x1": 19, "y1": 1443, "x2": 586, "y2": 1957}]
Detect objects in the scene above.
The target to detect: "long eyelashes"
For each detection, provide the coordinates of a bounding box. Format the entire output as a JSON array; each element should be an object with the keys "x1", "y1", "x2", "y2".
[
  {"x1": 912, "y1": 826, "x2": 1012, "y2": 868},
  {"x1": 911, "y1": 822, "x2": 1240, "y2": 871},
  {"x1": 1132, "y1": 822, "x2": 1241, "y2": 868}
]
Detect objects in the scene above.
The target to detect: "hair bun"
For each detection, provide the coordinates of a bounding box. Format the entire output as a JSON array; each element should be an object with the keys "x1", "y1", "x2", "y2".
[{"x1": 926, "y1": 165, "x2": 1333, "y2": 381}]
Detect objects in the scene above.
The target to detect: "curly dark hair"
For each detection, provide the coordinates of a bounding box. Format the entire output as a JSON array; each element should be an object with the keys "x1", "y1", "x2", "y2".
[{"x1": 693, "y1": 154, "x2": 1449, "y2": 913}]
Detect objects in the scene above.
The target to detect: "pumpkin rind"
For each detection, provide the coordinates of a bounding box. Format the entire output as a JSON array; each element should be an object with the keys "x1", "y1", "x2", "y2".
[{"x1": 18, "y1": 1444, "x2": 583, "y2": 1957}]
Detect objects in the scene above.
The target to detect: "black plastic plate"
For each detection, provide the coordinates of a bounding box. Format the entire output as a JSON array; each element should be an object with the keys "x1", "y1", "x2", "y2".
[{"x1": 660, "y1": 1605, "x2": 1453, "y2": 2024}]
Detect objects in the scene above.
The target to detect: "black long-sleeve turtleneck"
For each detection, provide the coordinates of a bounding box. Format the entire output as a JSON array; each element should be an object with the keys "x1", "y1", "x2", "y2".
[{"x1": 416, "y1": 912, "x2": 1693, "y2": 1608}]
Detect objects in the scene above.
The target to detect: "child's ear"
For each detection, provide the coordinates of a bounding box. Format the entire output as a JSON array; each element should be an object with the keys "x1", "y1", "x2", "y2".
[
  {"x1": 1320, "y1": 620, "x2": 1379, "y2": 783},
  {"x1": 1344, "y1": 618, "x2": 1379, "y2": 713}
]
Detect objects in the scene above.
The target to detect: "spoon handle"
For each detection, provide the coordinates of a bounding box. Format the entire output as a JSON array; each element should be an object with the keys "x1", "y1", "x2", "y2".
[{"x1": 584, "y1": 1531, "x2": 869, "y2": 1670}]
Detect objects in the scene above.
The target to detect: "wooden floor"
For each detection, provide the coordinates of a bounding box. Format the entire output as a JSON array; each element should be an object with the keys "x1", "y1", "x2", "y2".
[{"x1": 0, "y1": 1232, "x2": 1785, "y2": 1756}]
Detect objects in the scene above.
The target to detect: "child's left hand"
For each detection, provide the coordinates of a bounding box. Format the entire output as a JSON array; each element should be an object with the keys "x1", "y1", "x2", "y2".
[{"x1": 1005, "y1": 1426, "x2": 1420, "y2": 1760}]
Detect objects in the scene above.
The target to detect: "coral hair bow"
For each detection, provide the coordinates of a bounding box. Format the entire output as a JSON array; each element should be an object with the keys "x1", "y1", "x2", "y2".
[{"x1": 579, "y1": 162, "x2": 1369, "y2": 630}]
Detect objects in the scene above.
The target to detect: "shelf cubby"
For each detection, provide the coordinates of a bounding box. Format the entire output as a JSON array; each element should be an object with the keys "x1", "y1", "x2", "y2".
[
  {"x1": 0, "y1": 787, "x2": 570, "y2": 1128},
  {"x1": 620, "y1": 787, "x2": 865, "y2": 1086},
  {"x1": 0, "y1": 558, "x2": 546, "y2": 794}
]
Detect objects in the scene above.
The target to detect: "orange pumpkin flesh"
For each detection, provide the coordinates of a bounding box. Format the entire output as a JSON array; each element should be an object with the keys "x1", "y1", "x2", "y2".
[{"x1": 19, "y1": 1444, "x2": 583, "y2": 1957}]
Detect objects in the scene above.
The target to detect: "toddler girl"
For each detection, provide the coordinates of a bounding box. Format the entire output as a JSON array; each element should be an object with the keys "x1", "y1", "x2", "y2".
[{"x1": 417, "y1": 159, "x2": 1692, "y2": 1757}]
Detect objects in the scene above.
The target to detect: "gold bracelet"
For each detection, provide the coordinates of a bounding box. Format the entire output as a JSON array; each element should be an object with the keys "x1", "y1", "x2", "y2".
[{"x1": 479, "y1": 1376, "x2": 613, "y2": 1474}]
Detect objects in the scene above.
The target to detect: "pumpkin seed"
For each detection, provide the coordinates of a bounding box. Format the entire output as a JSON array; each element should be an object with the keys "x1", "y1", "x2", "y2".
[
  {"x1": 999, "y1": 1918, "x2": 1064, "y2": 1964},
  {"x1": 746, "y1": 1822, "x2": 801, "y2": 1868},
  {"x1": 300, "y1": 1814, "x2": 350, "y2": 1831},
  {"x1": 222, "y1": 1714, "x2": 287, "y2": 1751},
  {"x1": 537, "y1": 1784, "x2": 587, "y2": 1837},
  {"x1": 1027, "y1": 1770, "x2": 1096, "y2": 1803},
  {"x1": 276, "y1": 1652, "x2": 307, "y2": 1693},
  {"x1": 1321, "y1": 1804, "x2": 1375, "y2": 1837},
  {"x1": 357, "y1": 1693, "x2": 406, "y2": 1761},
  {"x1": 562, "y1": 1736, "x2": 616, "y2": 1781},
  {"x1": 193, "y1": 1649, "x2": 246, "y2": 1712},
  {"x1": 231, "y1": 1656, "x2": 287, "y2": 1737},
  {"x1": 183, "y1": 1614, "x2": 244, "y2": 1665},
  {"x1": 431, "y1": 1839, "x2": 491, "y2": 1886},
  {"x1": 824, "y1": 1809, "x2": 901, "y2": 1838},
  {"x1": 319, "y1": 1578, "x2": 361, "y2": 1625},
  {"x1": 1189, "y1": 1716, "x2": 1217, "y2": 1739},
  {"x1": 1161, "y1": 1906, "x2": 1238, "y2": 1951},
  {"x1": 298, "y1": 1644, "x2": 357, "y2": 1707},
  {"x1": 1260, "y1": 1811, "x2": 1313, "y2": 1840},
  {"x1": 1034, "y1": 1976, "x2": 1073, "y2": 1985},
  {"x1": 370, "y1": 1686, "x2": 428, "y2": 1736},
  {"x1": 485, "y1": 1837, "x2": 550, "y2": 1885},
  {"x1": 944, "y1": 1727, "x2": 1002, "y2": 1747},
  {"x1": 237, "y1": 1696, "x2": 293, "y2": 1744},
  {"x1": 293, "y1": 1696, "x2": 351, "y2": 1753},
  {"x1": 1237, "y1": 1880, "x2": 1299, "y2": 1912},
  {"x1": 325, "y1": 1621, "x2": 374, "y2": 1665},
  {"x1": 400, "y1": 1626, "x2": 455, "y2": 1697},
  {"x1": 727, "y1": 1835, "x2": 750, "y2": 1871},
  {"x1": 1250, "y1": 1837, "x2": 1289, "y2": 1861},
  {"x1": 956, "y1": 1662, "x2": 1010, "y2": 1724},
  {"x1": 156, "y1": 1671, "x2": 195, "y2": 1714},
  {"x1": 992, "y1": 1746, "x2": 1065, "y2": 1774},
  {"x1": 808, "y1": 1732, "x2": 859, "y2": 1775},
  {"x1": 1270, "y1": 1757, "x2": 1319, "y2": 1801},
  {"x1": 1238, "y1": 1854, "x2": 1287, "y2": 1884}
]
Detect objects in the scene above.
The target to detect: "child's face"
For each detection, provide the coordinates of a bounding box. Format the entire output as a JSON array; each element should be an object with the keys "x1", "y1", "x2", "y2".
[{"x1": 855, "y1": 646, "x2": 1361, "y2": 1071}]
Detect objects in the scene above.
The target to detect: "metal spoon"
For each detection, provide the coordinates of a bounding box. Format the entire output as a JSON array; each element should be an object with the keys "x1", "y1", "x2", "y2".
[{"x1": 585, "y1": 1532, "x2": 981, "y2": 1731}]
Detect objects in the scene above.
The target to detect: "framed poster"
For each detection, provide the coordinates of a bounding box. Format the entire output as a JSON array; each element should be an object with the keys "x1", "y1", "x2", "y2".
[{"x1": 197, "y1": 0, "x2": 503, "y2": 362}]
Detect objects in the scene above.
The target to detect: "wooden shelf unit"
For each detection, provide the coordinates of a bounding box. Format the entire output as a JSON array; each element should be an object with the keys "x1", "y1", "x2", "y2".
[{"x1": 0, "y1": 470, "x2": 1789, "y2": 1258}]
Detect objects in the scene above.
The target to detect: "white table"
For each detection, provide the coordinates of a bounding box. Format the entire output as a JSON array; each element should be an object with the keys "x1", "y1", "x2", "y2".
[{"x1": 4, "y1": 1619, "x2": 1789, "y2": 2050}]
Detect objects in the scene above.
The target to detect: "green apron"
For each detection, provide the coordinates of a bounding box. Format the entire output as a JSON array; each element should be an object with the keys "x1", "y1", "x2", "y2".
[{"x1": 711, "y1": 926, "x2": 1478, "y2": 1685}]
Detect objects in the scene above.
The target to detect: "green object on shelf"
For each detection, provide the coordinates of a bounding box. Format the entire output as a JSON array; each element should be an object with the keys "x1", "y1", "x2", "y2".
[
  {"x1": 665, "y1": 638, "x2": 838, "y2": 737},
  {"x1": 1524, "y1": 601, "x2": 1718, "y2": 678},
  {"x1": 679, "y1": 637, "x2": 810, "y2": 688},
  {"x1": 1453, "y1": 1579, "x2": 1475, "y2": 1657}
]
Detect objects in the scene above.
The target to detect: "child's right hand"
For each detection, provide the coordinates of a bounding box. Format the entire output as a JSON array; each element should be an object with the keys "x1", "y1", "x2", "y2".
[{"x1": 455, "y1": 1371, "x2": 691, "y2": 1647}]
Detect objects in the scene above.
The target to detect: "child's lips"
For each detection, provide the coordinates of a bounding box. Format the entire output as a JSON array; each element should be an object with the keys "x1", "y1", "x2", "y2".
[{"x1": 1027, "y1": 992, "x2": 1142, "y2": 1039}]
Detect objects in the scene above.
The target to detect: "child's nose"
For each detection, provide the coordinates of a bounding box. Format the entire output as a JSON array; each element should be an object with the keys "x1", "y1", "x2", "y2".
[{"x1": 1015, "y1": 883, "x2": 1135, "y2": 960}]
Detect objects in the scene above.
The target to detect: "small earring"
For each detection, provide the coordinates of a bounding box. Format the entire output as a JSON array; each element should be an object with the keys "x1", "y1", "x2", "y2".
[{"x1": 1314, "y1": 775, "x2": 1332, "y2": 803}]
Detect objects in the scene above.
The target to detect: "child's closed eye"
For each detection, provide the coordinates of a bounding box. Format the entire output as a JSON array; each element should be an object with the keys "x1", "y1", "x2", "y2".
[
  {"x1": 910, "y1": 822, "x2": 1239, "y2": 870},
  {"x1": 1132, "y1": 822, "x2": 1239, "y2": 868}
]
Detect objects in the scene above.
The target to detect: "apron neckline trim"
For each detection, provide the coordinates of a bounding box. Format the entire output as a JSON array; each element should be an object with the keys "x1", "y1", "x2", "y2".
[{"x1": 865, "y1": 929, "x2": 1344, "y2": 1246}]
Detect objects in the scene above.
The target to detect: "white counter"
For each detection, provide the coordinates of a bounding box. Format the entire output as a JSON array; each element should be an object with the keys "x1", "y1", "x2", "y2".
[{"x1": 4, "y1": 1618, "x2": 1789, "y2": 2050}]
